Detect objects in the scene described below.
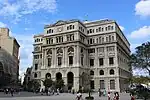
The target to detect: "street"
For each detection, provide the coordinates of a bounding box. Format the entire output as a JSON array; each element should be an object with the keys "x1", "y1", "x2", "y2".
[{"x1": 0, "y1": 92, "x2": 133, "y2": 100}]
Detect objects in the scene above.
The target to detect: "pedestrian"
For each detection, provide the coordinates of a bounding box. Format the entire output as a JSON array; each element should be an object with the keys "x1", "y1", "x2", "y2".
[
  {"x1": 41, "y1": 89, "x2": 44, "y2": 95},
  {"x1": 130, "y1": 93, "x2": 135, "y2": 100},
  {"x1": 98, "y1": 88, "x2": 101, "y2": 97},
  {"x1": 108, "y1": 92, "x2": 111, "y2": 100},
  {"x1": 113, "y1": 92, "x2": 116, "y2": 100},
  {"x1": 10, "y1": 88, "x2": 14, "y2": 96},
  {"x1": 76, "y1": 91, "x2": 82, "y2": 100},
  {"x1": 56, "y1": 88, "x2": 59, "y2": 95},
  {"x1": 116, "y1": 92, "x2": 119, "y2": 100}
]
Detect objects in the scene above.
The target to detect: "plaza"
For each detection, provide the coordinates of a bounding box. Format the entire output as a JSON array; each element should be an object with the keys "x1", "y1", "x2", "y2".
[{"x1": 0, "y1": 92, "x2": 132, "y2": 100}]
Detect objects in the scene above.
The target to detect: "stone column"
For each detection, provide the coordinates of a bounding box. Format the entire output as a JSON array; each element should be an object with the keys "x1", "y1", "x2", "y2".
[
  {"x1": 74, "y1": 46, "x2": 77, "y2": 66},
  {"x1": 44, "y1": 49, "x2": 47, "y2": 69},
  {"x1": 116, "y1": 77, "x2": 120, "y2": 92},
  {"x1": 76, "y1": 45, "x2": 80, "y2": 66},
  {"x1": 65, "y1": 47, "x2": 68, "y2": 67},
  {"x1": 62, "y1": 47, "x2": 65, "y2": 67},
  {"x1": 52, "y1": 48, "x2": 55, "y2": 68},
  {"x1": 95, "y1": 48, "x2": 98, "y2": 68},
  {"x1": 74, "y1": 77, "x2": 79, "y2": 92},
  {"x1": 54, "y1": 48, "x2": 57, "y2": 67}
]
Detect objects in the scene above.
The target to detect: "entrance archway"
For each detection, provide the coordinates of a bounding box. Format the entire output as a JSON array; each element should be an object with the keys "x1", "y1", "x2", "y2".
[
  {"x1": 67, "y1": 72, "x2": 74, "y2": 90},
  {"x1": 45, "y1": 73, "x2": 51, "y2": 79},
  {"x1": 56, "y1": 72, "x2": 62, "y2": 80}
]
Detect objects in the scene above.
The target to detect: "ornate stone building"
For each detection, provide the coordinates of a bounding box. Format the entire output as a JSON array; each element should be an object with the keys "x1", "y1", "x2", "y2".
[
  {"x1": 0, "y1": 28, "x2": 20, "y2": 87},
  {"x1": 32, "y1": 19, "x2": 131, "y2": 92}
]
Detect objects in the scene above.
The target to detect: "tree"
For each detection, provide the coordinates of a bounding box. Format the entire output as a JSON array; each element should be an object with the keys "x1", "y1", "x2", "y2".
[
  {"x1": 54, "y1": 79, "x2": 64, "y2": 89},
  {"x1": 42, "y1": 78, "x2": 53, "y2": 89},
  {"x1": 32, "y1": 80, "x2": 40, "y2": 90},
  {"x1": 130, "y1": 42, "x2": 150, "y2": 76}
]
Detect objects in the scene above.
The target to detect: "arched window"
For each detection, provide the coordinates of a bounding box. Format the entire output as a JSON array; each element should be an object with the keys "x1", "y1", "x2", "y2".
[
  {"x1": 100, "y1": 70, "x2": 104, "y2": 75},
  {"x1": 57, "y1": 48, "x2": 63, "y2": 54},
  {"x1": 90, "y1": 70, "x2": 94, "y2": 75},
  {"x1": 34, "y1": 73, "x2": 37, "y2": 78},
  {"x1": 110, "y1": 69, "x2": 114, "y2": 75},
  {"x1": 47, "y1": 49, "x2": 52, "y2": 55},
  {"x1": 111, "y1": 26, "x2": 114, "y2": 30},
  {"x1": 68, "y1": 47, "x2": 74, "y2": 53},
  {"x1": 45, "y1": 73, "x2": 51, "y2": 79},
  {"x1": 99, "y1": 27, "x2": 101, "y2": 32},
  {"x1": 108, "y1": 26, "x2": 111, "y2": 30}
]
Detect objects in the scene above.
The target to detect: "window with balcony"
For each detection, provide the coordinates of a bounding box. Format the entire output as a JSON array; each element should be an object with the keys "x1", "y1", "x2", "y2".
[
  {"x1": 35, "y1": 64, "x2": 38, "y2": 70},
  {"x1": 99, "y1": 58, "x2": 104, "y2": 66},
  {"x1": 69, "y1": 56, "x2": 73, "y2": 65},
  {"x1": 109, "y1": 57, "x2": 114, "y2": 65},
  {"x1": 47, "y1": 58, "x2": 51, "y2": 67},
  {"x1": 90, "y1": 59, "x2": 94, "y2": 66},
  {"x1": 58, "y1": 57, "x2": 62, "y2": 66}
]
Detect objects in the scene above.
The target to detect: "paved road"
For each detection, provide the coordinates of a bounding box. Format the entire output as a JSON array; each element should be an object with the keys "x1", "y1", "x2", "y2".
[{"x1": 0, "y1": 92, "x2": 134, "y2": 100}]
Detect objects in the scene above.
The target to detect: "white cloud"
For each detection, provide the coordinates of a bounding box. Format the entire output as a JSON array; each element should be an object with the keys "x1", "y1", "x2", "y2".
[
  {"x1": 0, "y1": 0, "x2": 57, "y2": 22},
  {"x1": 128, "y1": 26, "x2": 150, "y2": 39},
  {"x1": 119, "y1": 26, "x2": 125, "y2": 31},
  {"x1": 135, "y1": 0, "x2": 150, "y2": 17},
  {"x1": 0, "y1": 22, "x2": 7, "y2": 27}
]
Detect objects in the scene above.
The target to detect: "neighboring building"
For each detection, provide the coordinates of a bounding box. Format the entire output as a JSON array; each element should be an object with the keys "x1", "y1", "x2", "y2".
[
  {"x1": 23, "y1": 67, "x2": 32, "y2": 90},
  {"x1": 32, "y1": 19, "x2": 131, "y2": 92},
  {"x1": 0, "y1": 28, "x2": 20, "y2": 87}
]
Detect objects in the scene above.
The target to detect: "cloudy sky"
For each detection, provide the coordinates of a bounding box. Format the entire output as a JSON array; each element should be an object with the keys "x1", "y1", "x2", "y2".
[{"x1": 0, "y1": 0, "x2": 150, "y2": 77}]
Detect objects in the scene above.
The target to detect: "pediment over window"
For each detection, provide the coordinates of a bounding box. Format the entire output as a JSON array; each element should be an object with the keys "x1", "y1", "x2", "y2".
[{"x1": 57, "y1": 53, "x2": 63, "y2": 56}]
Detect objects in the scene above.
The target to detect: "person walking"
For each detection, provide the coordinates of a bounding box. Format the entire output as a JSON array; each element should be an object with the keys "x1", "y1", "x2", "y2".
[
  {"x1": 108, "y1": 92, "x2": 111, "y2": 100},
  {"x1": 10, "y1": 88, "x2": 14, "y2": 96},
  {"x1": 130, "y1": 93, "x2": 135, "y2": 100},
  {"x1": 76, "y1": 91, "x2": 83, "y2": 100}
]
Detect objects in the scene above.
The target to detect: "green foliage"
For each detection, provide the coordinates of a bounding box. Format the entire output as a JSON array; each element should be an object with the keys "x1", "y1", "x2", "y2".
[
  {"x1": 126, "y1": 76, "x2": 150, "y2": 84},
  {"x1": 43, "y1": 78, "x2": 53, "y2": 89},
  {"x1": 27, "y1": 79, "x2": 40, "y2": 91},
  {"x1": 54, "y1": 79, "x2": 64, "y2": 89},
  {"x1": 130, "y1": 42, "x2": 150, "y2": 75}
]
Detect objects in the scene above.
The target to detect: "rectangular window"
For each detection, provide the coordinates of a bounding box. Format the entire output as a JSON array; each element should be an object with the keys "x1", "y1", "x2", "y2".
[
  {"x1": 109, "y1": 57, "x2": 114, "y2": 65},
  {"x1": 100, "y1": 80, "x2": 105, "y2": 89},
  {"x1": 90, "y1": 38, "x2": 93, "y2": 44},
  {"x1": 90, "y1": 59, "x2": 94, "y2": 66},
  {"x1": 99, "y1": 58, "x2": 104, "y2": 66},
  {"x1": 35, "y1": 64, "x2": 38, "y2": 70},
  {"x1": 69, "y1": 56, "x2": 73, "y2": 65},
  {"x1": 110, "y1": 80, "x2": 115, "y2": 89},
  {"x1": 58, "y1": 57, "x2": 62, "y2": 66},
  {"x1": 48, "y1": 58, "x2": 51, "y2": 67},
  {"x1": 81, "y1": 57, "x2": 83, "y2": 66},
  {"x1": 90, "y1": 80, "x2": 95, "y2": 89}
]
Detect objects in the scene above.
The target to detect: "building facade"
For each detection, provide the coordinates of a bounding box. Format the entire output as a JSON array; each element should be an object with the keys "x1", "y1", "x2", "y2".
[
  {"x1": 0, "y1": 28, "x2": 20, "y2": 87},
  {"x1": 23, "y1": 67, "x2": 32, "y2": 90},
  {"x1": 32, "y1": 19, "x2": 131, "y2": 92}
]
